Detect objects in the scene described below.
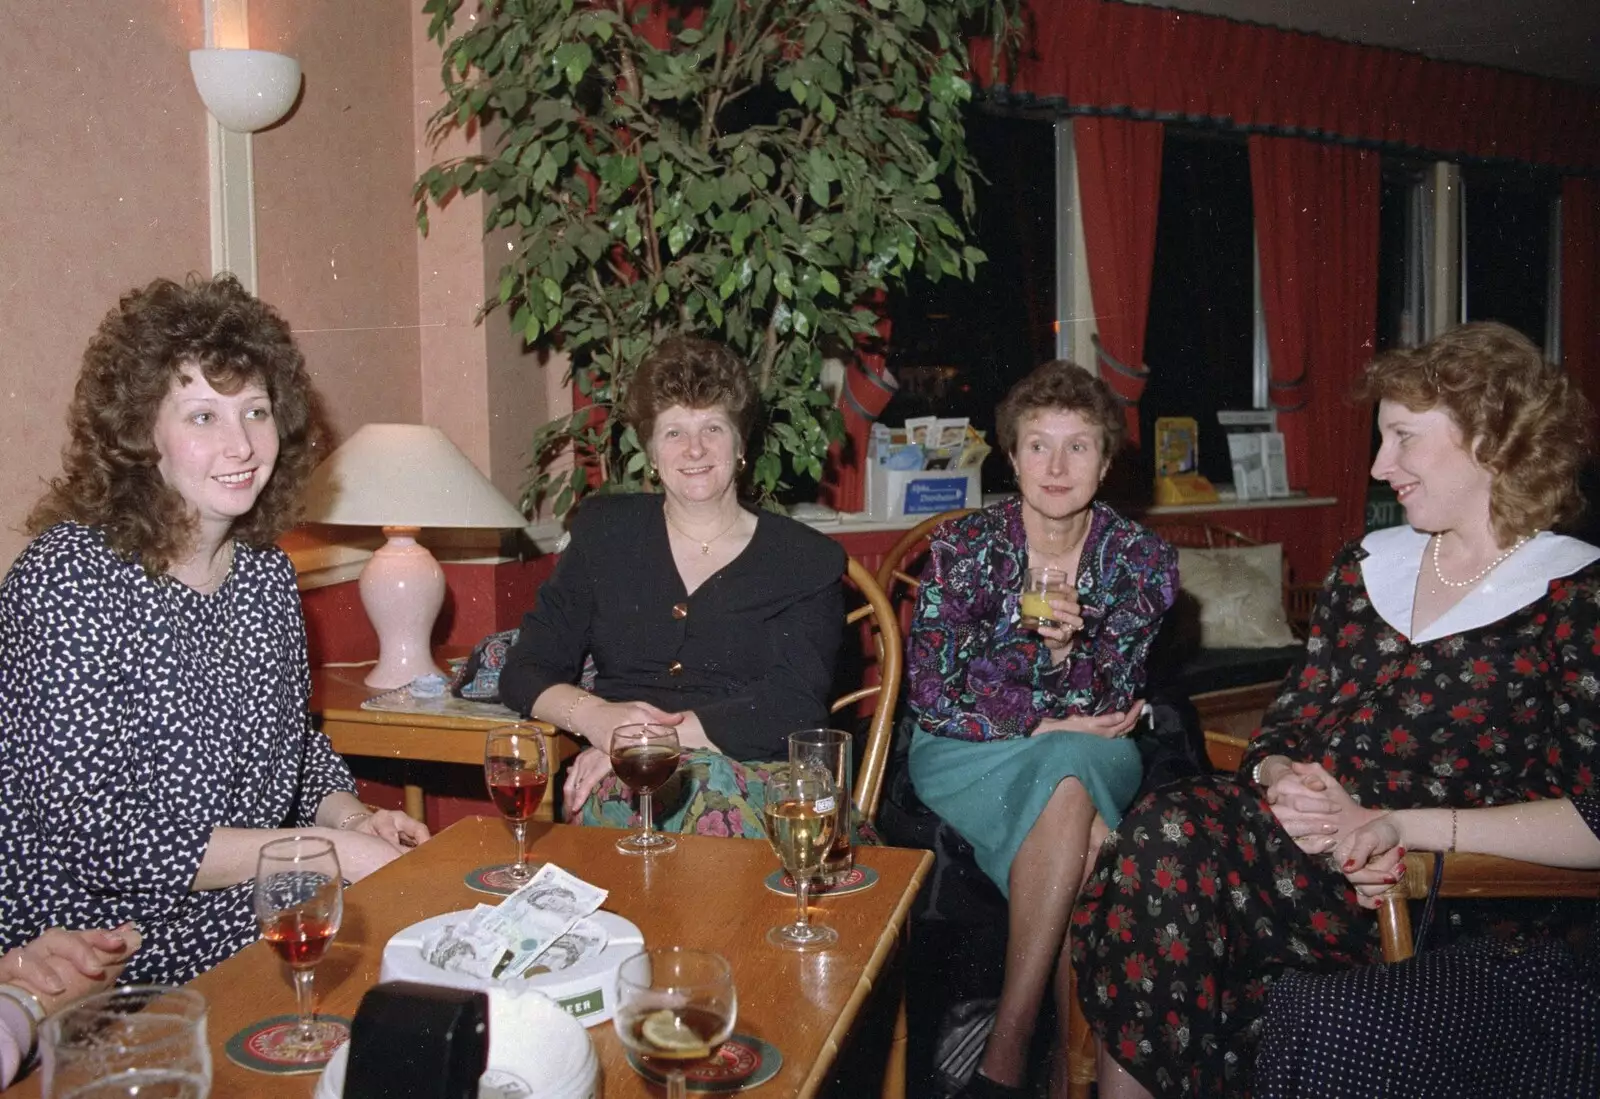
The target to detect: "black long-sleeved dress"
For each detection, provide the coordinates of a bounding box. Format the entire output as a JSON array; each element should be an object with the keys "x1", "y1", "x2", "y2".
[
  {"x1": 500, "y1": 493, "x2": 846, "y2": 835},
  {"x1": 0, "y1": 523, "x2": 356, "y2": 985}
]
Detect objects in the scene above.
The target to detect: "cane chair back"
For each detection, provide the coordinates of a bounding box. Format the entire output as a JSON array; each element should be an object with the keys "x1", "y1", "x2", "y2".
[{"x1": 835, "y1": 557, "x2": 902, "y2": 824}]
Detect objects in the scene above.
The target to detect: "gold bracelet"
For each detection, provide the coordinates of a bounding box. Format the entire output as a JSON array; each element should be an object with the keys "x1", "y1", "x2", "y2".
[
  {"x1": 1448, "y1": 807, "x2": 1457, "y2": 853},
  {"x1": 337, "y1": 809, "x2": 371, "y2": 831},
  {"x1": 562, "y1": 690, "x2": 593, "y2": 732}
]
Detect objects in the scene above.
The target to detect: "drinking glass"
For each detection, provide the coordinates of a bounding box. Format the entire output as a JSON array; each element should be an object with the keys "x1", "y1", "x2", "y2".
[
  {"x1": 1020, "y1": 566, "x2": 1070, "y2": 630},
  {"x1": 484, "y1": 724, "x2": 550, "y2": 883},
  {"x1": 614, "y1": 948, "x2": 737, "y2": 1099},
  {"x1": 610, "y1": 722, "x2": 681, "y2": 855},
  {"x1": 788, "y1": 728, "x2": 853, "y2": 886},
  {"x1": 252, "y1": 835, "x2": 344, "y2": 1059},
  {"x1": 762, "y1": 770, "x2": 840, "y2": 951},
  {"x1": 41, "y1": 986, "x2": 211, "y2": 1099}
]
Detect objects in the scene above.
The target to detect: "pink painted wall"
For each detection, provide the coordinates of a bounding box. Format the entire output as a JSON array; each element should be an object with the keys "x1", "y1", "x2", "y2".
[
  {"x1": 253, "y1": 0, "x2": 423, "y2": 442},
  {"x1": 0, "y1": 1, "x2": 538, "y2": 572},
  {"x1": 0, "y1": 0, "x2": 210, "y2": 566}
]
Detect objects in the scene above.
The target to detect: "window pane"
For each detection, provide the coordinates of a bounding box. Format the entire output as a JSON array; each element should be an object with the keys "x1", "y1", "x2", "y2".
[
  {"x1": 882, "y1": 111, "x2": 1056, "y2": 491},
  {"x1": 1464, "y1": 163, "x2": 1556, "y2": 349},
  {"x1": 1139, "y1": 131, "x2": 1255, "y2": 487}
]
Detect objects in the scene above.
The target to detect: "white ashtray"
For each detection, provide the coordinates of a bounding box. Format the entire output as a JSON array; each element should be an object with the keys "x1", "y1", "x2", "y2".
[
  {"x1": 381, "y1": 908, "x2": 644, "y2": 1027},
  {"x1": 316, "y1": 987, "x2": 596, "y2": 1099}
]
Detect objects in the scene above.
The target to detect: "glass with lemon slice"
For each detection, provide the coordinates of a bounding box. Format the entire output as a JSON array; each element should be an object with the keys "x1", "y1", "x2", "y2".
[{"x1": 614, "y1": 948, "x2": 737, "y2": 1098}]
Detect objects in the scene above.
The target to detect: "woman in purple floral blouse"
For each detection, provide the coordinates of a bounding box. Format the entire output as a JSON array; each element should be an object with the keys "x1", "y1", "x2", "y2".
[
  {"x1": 907, "y1": 362, "x2": 1178, "y2": 1098},
  {"x1": 1074, "y1": 322, "x2": 1600, "y2": 1099}
]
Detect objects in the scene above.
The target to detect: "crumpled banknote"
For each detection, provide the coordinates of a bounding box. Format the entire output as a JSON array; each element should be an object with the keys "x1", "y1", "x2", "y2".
[{"x1": 422, "y1": 863, "x2": 610, "y2": 980}]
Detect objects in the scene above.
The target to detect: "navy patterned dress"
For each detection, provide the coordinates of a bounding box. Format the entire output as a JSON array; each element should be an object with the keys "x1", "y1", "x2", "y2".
[
  {"x1": 1072, "y1": 531, "x2": 1600, "y2": 1097},
  {"x1": 0, "y1": 523, "x2": 356, "y2": 985},
  {"x1": 906, "y1": 498, "x2": 1178, "y2": 893}
]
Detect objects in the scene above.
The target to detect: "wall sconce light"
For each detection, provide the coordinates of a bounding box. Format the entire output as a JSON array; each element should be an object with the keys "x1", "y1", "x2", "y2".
[{"x1": 190, "y1": 47, "x2": 301, "y2": 132}]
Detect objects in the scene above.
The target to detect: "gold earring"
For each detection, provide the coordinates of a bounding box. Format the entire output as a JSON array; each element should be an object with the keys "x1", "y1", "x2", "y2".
[{"x1": 737, "y1": 456, "x2": 746, "y2": 473}]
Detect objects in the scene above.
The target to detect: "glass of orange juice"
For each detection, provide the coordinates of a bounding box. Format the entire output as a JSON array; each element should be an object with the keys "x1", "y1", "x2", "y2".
[{"x1": 1020, "y1": 567, "x2": 1070, "y2": 630}]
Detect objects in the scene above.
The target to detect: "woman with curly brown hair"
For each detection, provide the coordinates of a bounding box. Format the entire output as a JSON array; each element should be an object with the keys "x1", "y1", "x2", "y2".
[
  {"x1": 499, "y1": 336, "x2": 847, "y2": 838},
  {"x1": 0, "y1": 275, "x2": 428, "y2": 986},
  {"x1": 1074, "y1": 322, "x2": 1600, "y2": 1099}
]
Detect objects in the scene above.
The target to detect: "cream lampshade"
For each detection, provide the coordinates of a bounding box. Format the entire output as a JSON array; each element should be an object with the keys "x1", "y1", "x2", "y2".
[{"x1": 300, "y1": 424, "x2": 527, "y2": 689}]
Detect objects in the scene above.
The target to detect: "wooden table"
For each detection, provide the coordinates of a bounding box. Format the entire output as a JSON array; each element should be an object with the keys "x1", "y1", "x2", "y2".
[
  {"x1": 10, "y1": 819, "x2": 931, "y2": 1098},
  {"x1": 311, "y1": 665, "x2": 568, "y2": 821}
]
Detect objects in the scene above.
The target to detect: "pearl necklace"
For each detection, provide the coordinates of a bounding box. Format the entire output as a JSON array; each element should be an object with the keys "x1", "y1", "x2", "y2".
[
  {"x1": 1430, "y1": 532, "x2": 1530, "y2": 589},
  {"x1": 664, "y1": 507, "x2": 741, "y2": 555}
]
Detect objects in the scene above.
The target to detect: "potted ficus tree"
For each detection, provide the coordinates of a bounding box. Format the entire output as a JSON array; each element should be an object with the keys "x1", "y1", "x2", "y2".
[{"x1": 416, "y1": 0, "x2": 1018, "y2": 516}]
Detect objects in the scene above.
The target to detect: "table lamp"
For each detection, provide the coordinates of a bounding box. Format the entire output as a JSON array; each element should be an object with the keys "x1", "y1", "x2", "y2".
[{"x1": 300, "y1": 424, "x2": 528, "y2": 688}]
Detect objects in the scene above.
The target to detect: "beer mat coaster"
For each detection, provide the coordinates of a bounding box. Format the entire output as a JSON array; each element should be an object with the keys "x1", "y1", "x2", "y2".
[
  {"x1": 225, "y1": 1015, "x2": 350, "y2": 1074},
  {"x1": 763, "y1": 865, "x2": 878, "y2": 897},
  {"x1": 464, "y1": 863, "x2": 540, "y2": 895},
  {"x1": 626, "y1": 1033, "x2": 782, "y2": 1092}
]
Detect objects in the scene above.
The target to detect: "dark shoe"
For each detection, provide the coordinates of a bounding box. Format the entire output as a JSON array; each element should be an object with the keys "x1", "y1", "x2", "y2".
[{"x1": 951, "y1": 1071, "x2": 1029, "y2": 1099}]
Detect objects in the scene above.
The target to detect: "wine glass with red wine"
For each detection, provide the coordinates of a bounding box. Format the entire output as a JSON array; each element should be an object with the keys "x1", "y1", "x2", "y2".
[
  {"x1": 614, "y1": 948, "x2": 736, "y2": 1099},
  {"x1": 252, "y1": 835, "x2": 344, "y2": 1059},
  {"x1": 609, "y1": 722, "x2": 681, "y2": 855},
  {"x1": 484, "y1": 724, "x2": 550, "y2": 884}
]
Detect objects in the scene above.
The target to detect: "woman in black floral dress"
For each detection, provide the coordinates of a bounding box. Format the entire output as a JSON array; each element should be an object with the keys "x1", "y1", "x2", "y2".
[
  {"x1": 0, "y1": 276, "x2": 429, "y2": 985},
  {"x1": 1073, "y1": 322, "x2": 1600, "y2": 1098}
]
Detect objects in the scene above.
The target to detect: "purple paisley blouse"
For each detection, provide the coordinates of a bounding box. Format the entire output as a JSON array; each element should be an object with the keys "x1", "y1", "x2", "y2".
[{"x1": 909, "y1": 498, "x2": 1178, "y2": 742}]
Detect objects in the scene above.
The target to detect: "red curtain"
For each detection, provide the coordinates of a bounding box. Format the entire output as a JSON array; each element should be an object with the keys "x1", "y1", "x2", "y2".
[
  {"x1": 1563, "y1": 177, "x2": 1600, "y2": 413},
  {"x1": 1250, "y1": 136, "x2": 1380, "y2": 550},
  {"x1": 1075, "y1": 117, "x2": 1163, "y2": 445},
  {"x1": 971, "y1": 0, "x2": 1600, "y2": 172}
]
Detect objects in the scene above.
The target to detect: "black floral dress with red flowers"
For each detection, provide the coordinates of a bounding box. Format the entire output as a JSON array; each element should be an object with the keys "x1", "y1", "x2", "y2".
[{"x1": 1071, "y1": 540, "x2": 1600, "y2": 1098}]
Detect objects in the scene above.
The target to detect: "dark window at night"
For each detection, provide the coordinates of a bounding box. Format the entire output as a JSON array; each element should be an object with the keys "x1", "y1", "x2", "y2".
[
  {"x1": 882, "y1": 110, "x2": 1056, "y2": 491},
  {"x1": 1137, "y1": 130, "x2": 1255, "y2": 488},
  {"x1": 1464, "y1": 163, "x2": 1556, "y2": 349}
]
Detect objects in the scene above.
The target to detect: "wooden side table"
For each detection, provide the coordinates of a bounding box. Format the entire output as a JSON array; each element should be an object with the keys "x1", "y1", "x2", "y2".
[{"x1": 310, "y1": 665, "x2": 570, "y2": 821}]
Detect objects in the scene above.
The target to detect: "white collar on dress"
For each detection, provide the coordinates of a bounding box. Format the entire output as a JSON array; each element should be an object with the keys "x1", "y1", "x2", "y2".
[{"x1": 1360, "y1": 525, "x2": 1600, "y2": 643}]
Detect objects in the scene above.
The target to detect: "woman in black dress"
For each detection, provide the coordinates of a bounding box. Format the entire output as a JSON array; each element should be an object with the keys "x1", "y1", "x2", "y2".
[
  {"x1": 499, "y1": 336, "x2": 846, "y2": 837},
  {"x1": 1072, "y1": 323, "x2": 1600, "y2": 1098},
  {"x1": 0, "y1": 275, "x2": 428, "y2": 985}
]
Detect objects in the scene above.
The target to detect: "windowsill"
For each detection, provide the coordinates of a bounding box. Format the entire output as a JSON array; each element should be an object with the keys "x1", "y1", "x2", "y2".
[
  {"x1": 1141, "y1": 491, "x2": 1337, "y2": 516},
  {"x1": 287, "y1": 489, "x2": 1339, "y2": 591}
]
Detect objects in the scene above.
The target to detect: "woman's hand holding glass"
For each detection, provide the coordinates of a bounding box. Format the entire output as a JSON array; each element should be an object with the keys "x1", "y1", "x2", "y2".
[{"x1": 1031, "y1": 591, "x2": 1088, "y2": 664}]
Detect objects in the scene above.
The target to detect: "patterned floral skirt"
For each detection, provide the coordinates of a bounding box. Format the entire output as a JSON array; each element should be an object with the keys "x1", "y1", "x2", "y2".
[
  {"x1": 1070, "y1": 774, "x2": 1379, "y2": 1098},
  {"x1": 574, "y1": 749, "x2": 880, "y2": 844}
]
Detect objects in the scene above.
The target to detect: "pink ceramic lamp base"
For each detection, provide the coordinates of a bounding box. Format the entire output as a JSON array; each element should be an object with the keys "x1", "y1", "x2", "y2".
[{"x1": 360, "y1": 527, "x2": 446, "y2": 689}]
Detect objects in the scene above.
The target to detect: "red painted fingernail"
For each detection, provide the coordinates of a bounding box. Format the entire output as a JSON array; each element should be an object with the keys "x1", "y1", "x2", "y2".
[
  {"x1": 1343, "y1": 858, "x2": 1355, "y2": 869},
  {"x1": 1397, "y1": 847, "x2": 1407, "y2": 858}
]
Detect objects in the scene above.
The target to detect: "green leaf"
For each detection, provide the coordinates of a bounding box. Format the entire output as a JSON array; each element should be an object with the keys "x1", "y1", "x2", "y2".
[{"x1": 818, "y1": 270, "x2": 840, "y2": 296}]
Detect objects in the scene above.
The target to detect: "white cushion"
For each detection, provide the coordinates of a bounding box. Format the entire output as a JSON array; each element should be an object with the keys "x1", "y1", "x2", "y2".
[{"x1": 1177, "y1": 544, "x2": 1298, "y2": 649}]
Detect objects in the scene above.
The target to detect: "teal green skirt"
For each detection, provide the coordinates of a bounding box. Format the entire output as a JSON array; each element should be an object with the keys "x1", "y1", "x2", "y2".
[
  {"x1": 908, "y1": 729, "x2": 1142, "y2": 898},
  {"x1": 576, "y1": 749, "x2": 879, "y2": 844}
]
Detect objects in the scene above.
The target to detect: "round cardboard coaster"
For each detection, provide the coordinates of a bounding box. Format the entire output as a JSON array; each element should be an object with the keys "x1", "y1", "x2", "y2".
[
  {"x1": 225, "y1": 1014, "x2": 351, "y2": 1074},
  {"x1": 464, "y1": 863, "x2": 541, "y2": 895},
  {"x1": 763, "y1": 865, "x2": 878, "y2": 898},
  {"x1": 626, "y1": 1032, "x2": 782, "y2": 1093}
]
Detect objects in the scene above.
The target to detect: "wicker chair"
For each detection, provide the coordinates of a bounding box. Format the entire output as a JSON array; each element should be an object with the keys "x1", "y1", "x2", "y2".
[
  {"x1": 1377, "y1": 853, "x2": 1600, "y2": 962},
  {"x1": 840, "y1": 557, "x2": 902, "y2": 824}
]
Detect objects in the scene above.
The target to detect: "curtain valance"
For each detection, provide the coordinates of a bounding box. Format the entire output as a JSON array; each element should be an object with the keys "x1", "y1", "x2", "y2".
[{"x1": 972, "y1": 0, "x2": 1600, "y2": 174}]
